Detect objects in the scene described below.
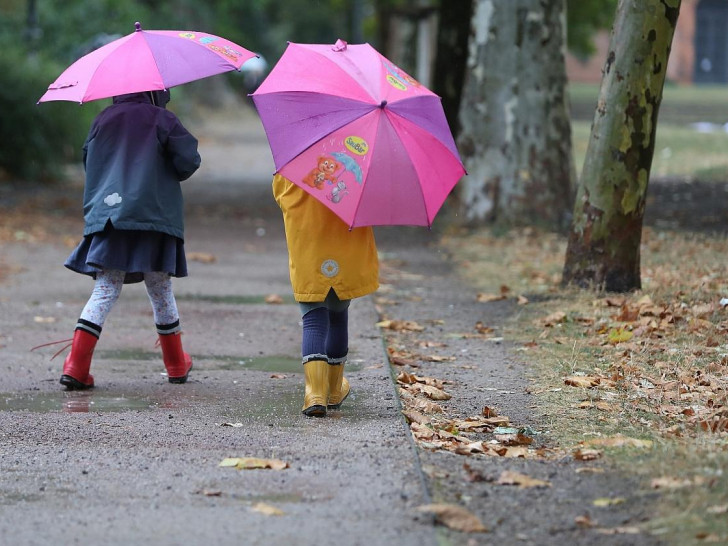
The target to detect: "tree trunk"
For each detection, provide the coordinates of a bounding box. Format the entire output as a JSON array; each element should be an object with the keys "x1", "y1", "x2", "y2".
[
  {"x1": 432, "y1": 0, "x2": 473, "y2": 138},
  {"x1": 457, "y1": 0, "x2": 575, "y2": 229},
  {"x1": 562, "y1": 0, "x2": 681, "y2": 292}
]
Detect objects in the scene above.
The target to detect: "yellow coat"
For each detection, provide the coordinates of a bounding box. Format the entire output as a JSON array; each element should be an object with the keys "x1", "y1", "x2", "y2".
[{"x1": 272, "y1": 174, "x2": 379, "y2": 302}]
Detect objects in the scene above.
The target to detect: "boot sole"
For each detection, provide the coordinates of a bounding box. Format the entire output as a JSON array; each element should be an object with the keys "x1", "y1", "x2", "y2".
[
  {"x1": 302, "y1": 404, "x2": 326, "y2": 417},
  {"x1": 167, "y1": 362, "x2": 193, "y2": 384},
  {"x1": 60, "y1": 375, "x2": 94, "y2": 390}
]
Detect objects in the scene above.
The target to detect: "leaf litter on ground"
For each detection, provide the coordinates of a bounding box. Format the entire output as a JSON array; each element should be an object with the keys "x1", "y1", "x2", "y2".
[{"x1": 438, "y1": 226, "x2": 728, "y2": 543}]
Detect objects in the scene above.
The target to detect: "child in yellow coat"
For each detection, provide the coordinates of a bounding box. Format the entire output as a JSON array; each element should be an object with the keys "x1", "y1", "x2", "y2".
[{"x1": 273, "y1": 174, "x2": 379, "y2": 417}]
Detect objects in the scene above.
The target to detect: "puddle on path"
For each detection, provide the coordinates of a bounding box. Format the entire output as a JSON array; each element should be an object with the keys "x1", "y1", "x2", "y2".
[
  {"x1": 97, "y1": 349, "x2": 158, "y2": 361},
  {"x1": 204, "y1": 355, "x2": 362, "y2": 374},
  {"x1": 177, "y1": 294, "x2": 296, "y2": 305},
  {"x1": 222, "y1": 384, "x2": 374, "y2": 423},
  {"x1": 232, "y1": 492, "x2": 304, "y2": 504},
  {"x1": 92, "y1": 353, "x2": 362, "y2": 374},
  {"x1": 73, "y1": 352, "x2": 363, "y2": 377},
  {"x1": 0, "y1": 391, "x2": 154, "y2": 413}
]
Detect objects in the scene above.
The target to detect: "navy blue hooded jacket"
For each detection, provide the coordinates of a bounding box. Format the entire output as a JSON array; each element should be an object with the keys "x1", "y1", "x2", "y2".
[{"x1": 81, "y1": 91, "x2": 201, "y2": 239}]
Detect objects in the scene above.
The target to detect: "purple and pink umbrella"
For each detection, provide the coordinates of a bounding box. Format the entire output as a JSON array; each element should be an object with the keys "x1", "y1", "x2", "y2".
[
  {"x1": 251, "y1": 39, "x2": 466, "y2": 228},
  {"x1": 38, "y1": 22, "x2": 257, "y2": 104}
]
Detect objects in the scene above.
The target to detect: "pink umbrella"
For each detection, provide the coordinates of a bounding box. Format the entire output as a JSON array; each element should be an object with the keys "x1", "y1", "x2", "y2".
[
  {"x1": 251, "y1": 39, "x2": 466, "y2": 228},
  {"x1": 39, "y1": 22, "x2": 257, "y2": 104}
]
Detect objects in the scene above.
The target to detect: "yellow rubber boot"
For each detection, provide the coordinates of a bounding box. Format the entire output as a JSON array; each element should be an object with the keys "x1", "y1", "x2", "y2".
[
  {"x1": 327, "y1": 363, "x2": 350, "y2": 409},
  {"x1": 302, "y1": 360, "x2": 329, "y2": 417}
]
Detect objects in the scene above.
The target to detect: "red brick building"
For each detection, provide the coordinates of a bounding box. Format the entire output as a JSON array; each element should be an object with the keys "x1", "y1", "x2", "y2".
[{"x1": 567, "y1": 0, "x2": 728, "y2": 85}]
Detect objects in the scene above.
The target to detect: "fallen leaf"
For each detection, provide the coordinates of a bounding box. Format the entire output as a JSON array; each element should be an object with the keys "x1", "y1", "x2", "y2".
[
  {"x1": 265, "y1": 294, "x2": 283, "y2": 304},
  {"x1": 650, "y1": 476, "x2": 699, "y2": 489},
  {"x1": 418, "y1": 340, "x2": 447, "y2": 348},
  {"x1": 574, "y1": 448, "x2": 602, "y2": 461},
  {"x1": 565, "y1": 375, "x2": 601, "y2": 388},
  {"x1": 251, "y1": 502, "x2": 284, "y2": 516},
  {"x1": 595, "y1": 526, "x2": 641, "y2": 535},
  {"x1": 482, "y1": 406, "x2": 497, "y2": 418},
  {"x1": 575, "y1": 467, "x2": 605, "y2": 474},
  {"x1": 402, "y1": 410, "x2": 431, "y2": 425},
  {"x1": 541, "y1": 311, "x2": 567, "y2": 327},
  {"x1": 376, "y1": 319, "x2": 425, "y2": 332},
  {"x1": 694, "y1": 532, "x2": 721, "y2": 542},
  {"x1": 497, "y1": 470, "x2": 551, "y2": 488},
  {"x1": 422, "y1": 354, "x2": 456, "y2": 363},
  {"x1": 476, "y1": 292, "x2": 506, "y2": 303},
  {"x1": 187, "y1": 252, "x2": 217, "y2": 263},
  {"x1": 592, "y1": 497, "x2": 626, "y2": 507},
  {"x1": 198, "y1": 489, "x2": 222, "y2": 496},
  {"x1": 462, "y1": 463, "x2": 489, "y2": 482},
  {"x1": 416, "y1": 504, "x2": 488, "y2": 533},
  {"x1": 577, "y1": 400, "x2": 614, "y2": 411},
  {"x1": 33, "y1": 316, "x2": 56, "y2": 323},
  {"x1": 407, "y1": 397, "x2": 444, "y2": 414},
  {"x1": 497, "y1": 446, "x2": 531, "y2": 458},
  {"x1": 608, "y1": 327, "x2": 634, "y2": 344},
  {"x1": 587, "y1": 435, "x2": 653, "y2": 449},
  {"x1": 454, "y1": 441, "x2": 489, "y2": 455},
  {"x1": 475, "y1": 321, "x2": 494, "y2": 334},
  {"x1": 270, "y1": 373, "x2": 287, "y2": 379},
  {"x1": 219, "y1": 457, "x2": 289, "y2": 470},
  {"x1": 418, "y1": 385, "x2": 452, "y2": 401},
  {"x1": 575, "y1": 514, "x2": 596, "y2": 528}
]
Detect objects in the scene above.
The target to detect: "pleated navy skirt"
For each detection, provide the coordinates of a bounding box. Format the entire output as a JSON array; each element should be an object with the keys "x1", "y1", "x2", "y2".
[{"x1": 65, "y1": 224, "x2": 187, "y2": 284}]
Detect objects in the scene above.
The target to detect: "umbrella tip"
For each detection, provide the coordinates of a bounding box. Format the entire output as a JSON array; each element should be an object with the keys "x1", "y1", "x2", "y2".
[
  {"x1": 379, "y1": 100, "x2": 387, "y2": 109},
  {"x1": 135, "y1": 22, "x2": 142, "y2": 32},
  {"x1": 332, "y1": 39, "x2": 347, "y2": 52}
]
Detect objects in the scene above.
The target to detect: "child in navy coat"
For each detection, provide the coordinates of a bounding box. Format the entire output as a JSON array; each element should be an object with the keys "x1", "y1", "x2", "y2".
[{"x1": 61, "y1": 89, "x2": 200, "y2": 389}]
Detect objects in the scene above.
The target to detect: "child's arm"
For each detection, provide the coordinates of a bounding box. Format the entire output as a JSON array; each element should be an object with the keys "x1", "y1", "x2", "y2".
[{"x1": 163, "y1": 115, "x2": 201, "y2": 181}]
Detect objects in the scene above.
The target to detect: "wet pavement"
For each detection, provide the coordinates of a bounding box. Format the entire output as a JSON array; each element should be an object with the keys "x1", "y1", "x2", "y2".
[
  {"x1": 0, "y1": 104, "x2": 662, "y2": 545},
  {"x1": 0, "y1": 105, "x2": 436, "y2": 546}
]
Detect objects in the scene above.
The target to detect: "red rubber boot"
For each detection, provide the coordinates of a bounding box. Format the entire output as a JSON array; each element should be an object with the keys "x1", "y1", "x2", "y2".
[
  {"x1": 159, "y1": 333, "x2": 193, "y2": 384},
  {"x1": 59, "y1": 329, "x2": 97, "y2": 390}
]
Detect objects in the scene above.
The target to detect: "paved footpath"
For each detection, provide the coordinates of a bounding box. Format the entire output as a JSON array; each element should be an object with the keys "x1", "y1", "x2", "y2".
[
  {"x1": 0, "y1": 105, "x2": 659, "y2": 546},
  {"x1": 0, "y1": 107, "x2": 438, "y2": 546}
]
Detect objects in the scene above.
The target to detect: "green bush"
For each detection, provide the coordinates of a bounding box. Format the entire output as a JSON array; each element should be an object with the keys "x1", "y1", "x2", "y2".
[{"x1": 0, "y1": 48, "x2": 101, "y2": 182}]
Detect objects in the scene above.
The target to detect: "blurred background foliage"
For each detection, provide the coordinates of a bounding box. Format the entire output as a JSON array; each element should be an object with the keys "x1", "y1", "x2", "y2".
[{"x1": 0, "y1": 0, "x2": 615, "y2": 182}]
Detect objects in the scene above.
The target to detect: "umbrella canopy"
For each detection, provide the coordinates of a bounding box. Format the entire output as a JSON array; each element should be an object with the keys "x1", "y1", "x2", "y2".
[
  {"x1": 39, "y1": 22, "x2": 257, "y2": 104},
  {"x1": 251, "y1": 39, "x2": 466, "y2": 228}
]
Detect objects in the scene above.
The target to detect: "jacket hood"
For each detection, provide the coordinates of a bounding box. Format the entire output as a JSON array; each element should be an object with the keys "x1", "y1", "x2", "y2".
[{"x1": 113, "y1": 90, "x2": 171, "y2": 108}]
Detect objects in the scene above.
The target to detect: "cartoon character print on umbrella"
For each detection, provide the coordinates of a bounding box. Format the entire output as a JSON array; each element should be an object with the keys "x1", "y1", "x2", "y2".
[
  {"x1": 300, "y1": 136, "x2": 369, "y2": 205},
  {"x1": 302, "y1": 155, "x2": 342, "y2": 189}
]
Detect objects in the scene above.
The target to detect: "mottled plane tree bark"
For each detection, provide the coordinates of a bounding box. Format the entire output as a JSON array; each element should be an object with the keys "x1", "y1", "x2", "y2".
[
  {"x1": 457, "y1": 0, "x2": 575, "y2": 228},
  {"x1": 562, "y1": 0, "x2": 681, "y2": 292}
]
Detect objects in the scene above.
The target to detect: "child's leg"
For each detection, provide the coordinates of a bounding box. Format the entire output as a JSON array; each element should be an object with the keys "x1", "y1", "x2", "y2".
[
  {"x1": 143, "y1": 271, "x2": 180, "y2": 333},
  {"x1": 300, "y1": 305, "x2": 329, "y2": 417},
  {"x1": 144, "y1": 272, "x2": 191, "y2": 383},
  {"x1": 78, "y1": 268, "x2": 125, "y2": 334},
  {"x1": 326, "y1": 306, "x2": 351, "y2": 409},
  {"x1": 326, "y1": 308, "x2": 349, "y2": 363},
  {"x1": 301, "y1": 306, "x2": 329, "y2": 363},
  {"x1": 61, "y1": 269, "x2": 125, "y2": 390}
]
